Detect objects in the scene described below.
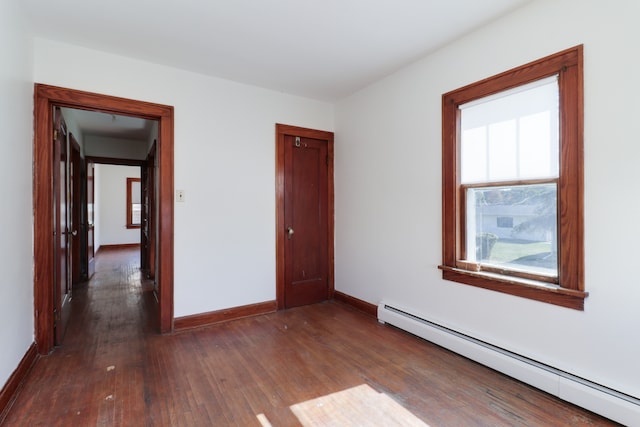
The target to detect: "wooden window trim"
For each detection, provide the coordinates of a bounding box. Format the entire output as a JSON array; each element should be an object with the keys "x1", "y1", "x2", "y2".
[
  {"x1": 440, "y1": 45, "x2": 587, "y2": 310},
  {"x1": 126, "y1": 177, "x2": 141, "y2": 229}
]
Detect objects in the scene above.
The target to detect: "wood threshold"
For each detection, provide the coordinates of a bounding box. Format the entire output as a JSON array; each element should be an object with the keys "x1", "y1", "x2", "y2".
[
  {"x1": 97, "y1": 244, "x2": 141, "y2": 254},
  {"x1": 0, "y1": 343, "x2": 38, "y2": 424},
  {"x1": 174, "y1": 300, "x2": 277, "y2": 332},
  {"x1": 333, "y1": 291, "x2": 377, "y2": 317}
]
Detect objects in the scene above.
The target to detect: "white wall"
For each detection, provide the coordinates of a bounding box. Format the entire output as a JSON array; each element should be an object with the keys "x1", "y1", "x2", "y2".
[
  {"x1": 147, "y1": 121, "x2": 158, "y2": 153},
  {"x1": 33, "y1": 38, "x2": 335, "y2": 317},
  {"x1": 95, "y1": 164, "x2": 141, "y2": 247},
  {"x1": 85, "y1": 135, "x2": 148, "y2": 160},
  {"x1": 0, "y1": 2, "x2": 34, "y2": 386},
  {"x1": 335, "y1": 0, "x2": 640, "y2": 400},
  {"x1": 60, "y1": 108, "x2": 85, "y2": 152}
]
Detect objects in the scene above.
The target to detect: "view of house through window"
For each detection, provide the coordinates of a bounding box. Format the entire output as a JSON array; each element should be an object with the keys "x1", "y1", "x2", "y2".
[{"x1": 127, "y1": 177, "x2": 141, "y2": 228}]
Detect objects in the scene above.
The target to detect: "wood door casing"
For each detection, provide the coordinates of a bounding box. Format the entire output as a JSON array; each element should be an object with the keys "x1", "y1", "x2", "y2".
[
  {"x1": 276, "y1": 124, "x2": 334, "y2": 309},
  {"x1": 33, "y1": 84, "x2": 174, "y2": 354},
  {"x1": 53, "y1": 107, "x2": 72, "y2": 345}
]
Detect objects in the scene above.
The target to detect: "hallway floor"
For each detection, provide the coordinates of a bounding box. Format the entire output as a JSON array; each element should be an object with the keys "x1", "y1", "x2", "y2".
[{"x1": 2, "y1": 248, "x2": 618, "y2": 426}]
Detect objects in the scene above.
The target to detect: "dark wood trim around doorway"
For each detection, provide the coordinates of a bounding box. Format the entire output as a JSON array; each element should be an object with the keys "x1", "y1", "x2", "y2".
[
  {"x1": 96, "y1": 244, "x2": 141, "y2": 254},
  {"x1": 33, "y1": 84, "x2": 175, "y2": 354},
  {"x1": 85, "y1": 155, "x2": 144, "y2": 167}
]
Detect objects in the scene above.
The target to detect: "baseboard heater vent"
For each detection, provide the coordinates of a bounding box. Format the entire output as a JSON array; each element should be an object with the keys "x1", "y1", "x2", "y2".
[{"x1": 378, "y1": 303, "x2": 639, "y2": 426}]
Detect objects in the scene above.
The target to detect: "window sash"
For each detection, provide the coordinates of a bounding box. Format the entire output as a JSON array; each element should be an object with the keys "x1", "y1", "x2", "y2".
[
  {"x1": 459, "y1": 179, "x2": 558, "y2": 284},
  {"x1": 460, "y1": 75, "x2": 560, "y2": 184}
]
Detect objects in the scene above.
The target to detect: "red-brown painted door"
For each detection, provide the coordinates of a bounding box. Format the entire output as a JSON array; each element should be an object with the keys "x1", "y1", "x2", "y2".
[
  {"x1": 53, "y1": 107, "x2": 72, "y2": 344},
  {"x1": 141, "y1": 141, "x2": 156, "y2": 281},
  {"x1": 283, "y1": 134, "x2": 330, "y2": 308},
  {"x1": 70, "y1": 134, "x2": 82, "y2": 285}
]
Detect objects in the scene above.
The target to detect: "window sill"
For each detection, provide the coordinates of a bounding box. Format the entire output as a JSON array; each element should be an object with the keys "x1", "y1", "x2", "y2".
[
  {"x1": 126, "y1": 224, "x2": 141, "y2": 229},
  {"x1": 438, "y1": 265, "x2": 588, "y2": 310}
]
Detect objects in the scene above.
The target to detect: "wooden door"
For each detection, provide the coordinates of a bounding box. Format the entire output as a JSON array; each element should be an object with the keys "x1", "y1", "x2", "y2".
[
  {"x1": 86, "y1": 160, "x2": 95, "y2": 279},
  {"x1": 141, "y1": 141, "x2": 156, "y2": 281},
  {"x1": 141, "y1": 162, "x2": 149, "y2": 273},
  {"x1": 70, "y1": 134, "x2": 82, "y2": 285},
  {"x1": 277, "y1": 124, "x2": 334, "y2": 308},
  {"x1": 53, "y1": 107, "x2": 72, "y2": 344}
]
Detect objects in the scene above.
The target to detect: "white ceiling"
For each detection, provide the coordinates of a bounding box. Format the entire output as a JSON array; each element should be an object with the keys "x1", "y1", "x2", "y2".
[
  {"x1": 61, "y1": 108, "x2": 154, "y2": 140},
  {"x1": 22, "y1": 0, "x2": 532, "y2": 103}
]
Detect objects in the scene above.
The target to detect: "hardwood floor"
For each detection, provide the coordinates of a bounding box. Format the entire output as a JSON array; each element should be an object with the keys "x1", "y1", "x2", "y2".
[{"x1": 3, "y1": 248, "x2": 618, "y2": 426}]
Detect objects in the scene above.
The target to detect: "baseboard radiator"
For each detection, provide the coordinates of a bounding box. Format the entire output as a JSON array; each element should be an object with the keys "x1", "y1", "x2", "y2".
[{"x1": 377, "y1": 303, "x2": 640, "y2": 426}]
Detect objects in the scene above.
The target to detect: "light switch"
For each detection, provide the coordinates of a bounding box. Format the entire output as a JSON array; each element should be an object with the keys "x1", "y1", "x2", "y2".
[{"x1": 176, "y1": 190, "x2": 185, "y2": 202}]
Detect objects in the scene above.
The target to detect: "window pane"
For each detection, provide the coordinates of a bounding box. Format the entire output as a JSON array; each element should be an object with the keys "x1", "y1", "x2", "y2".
[
  {"x1": 461, "y1": 127, "x2": 487, "y2": 183},
  {"x1": 132, "y1": 203, "x2": 142, "y2": 225},
  {"x1": 519, "y1": 111, "x2": 555, "y2": 178},
  {"x1": 465, "y1": 183, "x2": 557, "y2": 277},
  {"x1": 126, "y1": 178, "x2": 142, "y2": 227},
  {"x1": 488, "y1": 120, "x2": 517, "y2": 181},
  {"x1": 460, "y1": 76, "x2": 559, "y2": 184},
  {"x1": 132, "y1": 180, "x2": 141, "y2": 204}
]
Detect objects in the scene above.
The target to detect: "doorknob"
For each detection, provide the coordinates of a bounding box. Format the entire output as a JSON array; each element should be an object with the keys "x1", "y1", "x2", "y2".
[{"x1": 287, "y1": 226, "x2": 294, "y2": 240}]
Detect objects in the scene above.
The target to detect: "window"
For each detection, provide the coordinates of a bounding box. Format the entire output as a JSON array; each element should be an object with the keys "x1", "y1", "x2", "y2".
[
  {"x1": 126, "y1": 177, "x2": 142, "y2": 229},
  {"x1": 496, "y1": 217, "x2": 513, "y2": 229},
  {"x1": 440, "y1": 46, "x2": 586, "y2": 310}
]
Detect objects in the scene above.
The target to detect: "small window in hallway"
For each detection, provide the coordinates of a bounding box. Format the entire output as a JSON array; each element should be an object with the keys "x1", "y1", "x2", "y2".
[{"x1": 127, "y1": 177, "x2": 141, "y2": 228}]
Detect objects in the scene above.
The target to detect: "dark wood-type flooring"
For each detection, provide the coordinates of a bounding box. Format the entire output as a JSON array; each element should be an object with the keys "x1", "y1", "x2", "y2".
[{"x1": 3, "y1": 248, "x2": 618, "y2": 426}]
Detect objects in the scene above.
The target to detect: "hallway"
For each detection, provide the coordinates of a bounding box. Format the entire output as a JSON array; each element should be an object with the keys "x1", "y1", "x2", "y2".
[
  {"x1": 3, "y1": 249, "x2": 618, "y2": 426},
  {"x1": 5, "y1": 247, "x2": 157, "y2": 425}
]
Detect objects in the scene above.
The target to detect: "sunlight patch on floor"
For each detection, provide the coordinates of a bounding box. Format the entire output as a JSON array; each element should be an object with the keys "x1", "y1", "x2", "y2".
[
  {"x1": 258, "y1": 384, "x2": 429, "y2": 426},
  {"x1": 256, "y1": 413, "x2": 273, "y2": 427}
]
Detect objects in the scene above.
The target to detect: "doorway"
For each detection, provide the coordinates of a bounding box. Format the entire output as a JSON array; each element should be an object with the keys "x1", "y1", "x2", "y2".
[
  {"x1": 33, "y1": 84, "x2": 175, "y2": 354},
  {"x1": 275, "y1": 124, "x2": 334, "y2": 309}
]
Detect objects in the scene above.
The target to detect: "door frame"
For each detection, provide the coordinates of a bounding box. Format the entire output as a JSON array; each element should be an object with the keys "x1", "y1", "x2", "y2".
[
  {"x1": 34, "y1": 84, "x2": 175, "y2": 354},
  {"x1": 275, "y1": 123, "x2": 334, "y2": 309}
]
